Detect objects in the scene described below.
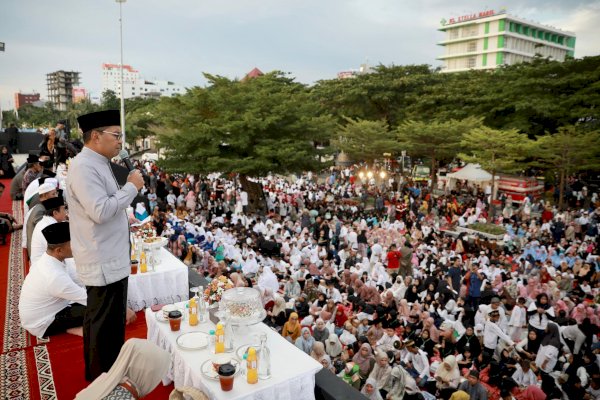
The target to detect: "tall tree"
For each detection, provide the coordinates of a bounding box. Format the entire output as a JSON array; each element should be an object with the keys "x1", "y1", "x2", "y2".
[
  {"x1": 101, "y1": 90, "x2": 120, "y2": 110},
  {"x1": 459, "y1": 127, "x2": 532, "y2": 203},
  {"x1": 396, "y1": 117, "x2": 482, "y2": 188},
  {"x1": 155, "y1": 72, "x2": 335, "y2": 209},
  {"x1": 332, "y1": 117, "x2": 398, "y2": 164},
  {"x1": 533, "y1": 125, "x2": 600, "y2": 209}
]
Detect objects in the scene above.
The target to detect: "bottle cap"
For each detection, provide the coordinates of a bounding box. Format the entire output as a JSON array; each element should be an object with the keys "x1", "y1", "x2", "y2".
[
  {"x1": 248, "y1": 347, "x2": 256, "y2": 357},
  {"x1": 243, "y1": 354, "x2": 247, "y2": 360},
  {"x1": 209, "y1": 330, "x2": 215, "y2": 335},
  {"x1": 216, "y1": 323, "x2": 223, "y2": 330},
  {"x1": 218, "y1": 363, "x2": 236, "y2": 377}
]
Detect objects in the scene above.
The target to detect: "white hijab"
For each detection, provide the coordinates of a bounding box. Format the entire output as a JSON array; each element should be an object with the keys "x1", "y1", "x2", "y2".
[{"x1": 258, "y1": 266, "x2": 280, "y2": 293}]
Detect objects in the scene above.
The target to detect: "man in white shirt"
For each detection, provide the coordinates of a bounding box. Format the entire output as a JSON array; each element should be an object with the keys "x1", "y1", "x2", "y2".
[
  {"x1": 19, "y1": 222, "x2": 86, "y2": 338},
  {"x1": 403, "y1": 340, "x2": 430, "y2": 387},
  {"x1": 29, "y1": 196, "x2": 68, "y2": 265},
  {"x1": 483, "y1": 310, "x2": 515, "y2": 362},
  {"x1": 376, "y1": 321, "x2": 401, "y2": 353}
]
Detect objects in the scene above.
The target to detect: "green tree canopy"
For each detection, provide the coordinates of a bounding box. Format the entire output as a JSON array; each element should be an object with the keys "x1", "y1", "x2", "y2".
[
  {"x1": 101, "y1": 90, "x2": 120, "y2": 110},
  {"x1": 155, "y1": 71, "x2": 335, "y2": 176},
  {"x1": 459, "y1": 126, "x2": 532, "y2": 201},
  {"x1": 332, "y1": 117, "x2": 398, "y2": 164},
  {"x1": 533, "y1": 125, "x2": 600, "y2": 209},
  {"x1": 396, "y1": 117, "x2": 483, "y2": 186}
]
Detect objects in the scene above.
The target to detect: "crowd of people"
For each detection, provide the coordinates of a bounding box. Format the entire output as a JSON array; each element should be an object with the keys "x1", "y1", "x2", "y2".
[
  {"x1": 122, "y1": 161, "x2": 599, "y2": 400},
  {"x1": 5, "y1": 111, "x2": 600, "y2": 400}
]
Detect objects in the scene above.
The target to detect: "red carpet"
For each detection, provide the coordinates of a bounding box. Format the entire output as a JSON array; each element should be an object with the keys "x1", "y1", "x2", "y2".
[{"x1": 0, "y1": 179, "x2": 173, "y2": 399}]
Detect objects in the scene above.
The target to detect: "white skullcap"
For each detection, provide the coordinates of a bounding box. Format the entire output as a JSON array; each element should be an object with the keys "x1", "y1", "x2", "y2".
[{"x1": 38, "y1": 183, "x2": 56, "y2": 195}]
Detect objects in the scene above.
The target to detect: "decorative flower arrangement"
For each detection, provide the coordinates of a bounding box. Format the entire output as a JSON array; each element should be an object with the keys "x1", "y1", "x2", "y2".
[
  {"x1": 204, "y1": 276, "x2": 234, "y2": 305},
  {"x1": 134, "y1": 223, "x2": 156, "y2": 240}
]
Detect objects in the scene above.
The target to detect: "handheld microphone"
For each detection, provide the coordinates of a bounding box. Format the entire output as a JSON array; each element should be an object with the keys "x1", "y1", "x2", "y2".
[{"x1": 118, "y1": 149, "x2": 139, "y2": 174}]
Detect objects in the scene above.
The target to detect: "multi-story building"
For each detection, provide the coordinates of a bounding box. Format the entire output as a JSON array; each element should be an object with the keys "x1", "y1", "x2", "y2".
[
  {"x1": 46, "y1": 70, "x2": 81, "y2": 110},
  {"x1": 14, "y1": 92, "x2": 40, "y2": 109},
  {"x1": 437, "y1": 9, "x2": 576, "y2": 73},
  {"x1": 337, "y1": 63, "x2": 374, "y2": 79},
  {"x1": 101, "y1": 63, "x2": 184, "y2": 99}
]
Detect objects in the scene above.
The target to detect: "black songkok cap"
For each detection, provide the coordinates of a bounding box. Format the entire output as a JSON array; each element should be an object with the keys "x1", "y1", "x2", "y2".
[
  {"x1": 41, "y1": 196, "x2": 65, "y2": 211},
  {"x1": 42, "y1": 222, "x2": 70, "y2": 245},
  {"x1": 77, "y1": 110, "x2": 120, "y2": 133}
]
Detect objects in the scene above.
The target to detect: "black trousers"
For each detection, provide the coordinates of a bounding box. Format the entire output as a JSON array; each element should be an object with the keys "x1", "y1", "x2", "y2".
[
  {"x1": 84, "y1": 277, "x2": 128, "y2": 381},
  {"x1": 43, "y1": 303, "x2": 86, "y2": 337}
]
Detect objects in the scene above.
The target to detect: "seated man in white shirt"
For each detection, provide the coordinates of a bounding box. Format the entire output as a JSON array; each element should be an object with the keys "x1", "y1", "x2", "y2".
[
  {"x1": 19, "y1": 222, "x2": 86, "y2": 338},
  {"x1": 376, "y1": 321, "x2": 401, "y2": 353},
  {"x1": 29, "y1": 196, "x2": 69, "y2": 265},
  {"x1": 403, "y1": 340, "x2": 430, "y2": 387}
]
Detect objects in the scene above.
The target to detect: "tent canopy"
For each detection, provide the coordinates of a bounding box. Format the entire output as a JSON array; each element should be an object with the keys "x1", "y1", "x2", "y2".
[{"x1": 447, "y1": 163, "x2": 495, "y2": 182}]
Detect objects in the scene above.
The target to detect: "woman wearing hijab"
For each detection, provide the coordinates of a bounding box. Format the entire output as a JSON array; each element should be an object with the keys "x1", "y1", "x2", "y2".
[
  {"x1": 352, "y1": 342, "x2": 376, "y2": 381},
  {"x1": 434, "y1": 355, "x2": 460, "y2": 400},
  {"x1": 535, "y1": 322, "x2": 562, "y2": 373},
  {"x1": 312, "y1": 318, "x2": 330, "y2": 345},
  {"x1": 385, "y1": 364, "x2": 421, "y2": 400},
  {"x1": 334, "y1": 304, "x2": 349, "y2": 335},
  {"x1": 75, "y1": 339, "x2": 170, "y2": 399},
  {"x1": 268, "y1": 296, "x2": 288, "y2": 328},
  {"x1": 310, "y1": 341, "x2": 327, "y2": 362},
  {"x1": 516, "y1": 329, "x2": 542, "y2": 362},
  {"x1": 456, "y1": 325, "x2": 482, "y2": 360},
  {"x1": 361, "y1": 377, "x2": 384, "y2": 400},
  {"x1": 368, "y1": 352, "x2": 392, "y2": 397},
  {"x1": 295, "y1": 327, "x2": 316, "y2": 354},
  {"x1": 257, "y1": 266, "x2": 280, "y2": 293},
  {"x1": 325, "y1": 332, "x2": 343, "y2": 358},
  {"x1": 282, "y1": 312, "x2": 301, "y2": 342}
]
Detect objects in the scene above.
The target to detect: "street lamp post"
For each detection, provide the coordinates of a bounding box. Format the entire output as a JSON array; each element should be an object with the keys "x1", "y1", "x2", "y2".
[{"x1": 116, "y1": 0, "x2": 126, "y2": 146}]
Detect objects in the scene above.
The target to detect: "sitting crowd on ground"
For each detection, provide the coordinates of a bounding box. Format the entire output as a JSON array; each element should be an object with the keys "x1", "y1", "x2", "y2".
[{"x1": 8, "y1": 134, "x2": 600, "y2": 400}]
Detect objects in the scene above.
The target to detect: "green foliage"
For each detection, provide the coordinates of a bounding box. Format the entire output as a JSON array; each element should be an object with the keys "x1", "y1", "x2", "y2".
[
  {"x1": 459, "y1": 127, "x2": 531, "y2": 175},
  {"x1": 332, "y1": 117, "x2": 398, "y2": 164},
  {"x1": 533, "y1": 125, "x2": 600, "y2": 208},
  {"x1": 124, "y1": 98, "x2": 159, "y2": 145},
  {"x1": 468, "y1": 223, "x2": 506, "y2": 235},
  {"x1": 155, "y1": 72, "x2": 335, "y2": 176},
  {"x1": 396, "y1": 117, "x2": 483, "y2": 185},
  {"x1": 101, "y1": 90, "x2": 120, "y2": 110}
]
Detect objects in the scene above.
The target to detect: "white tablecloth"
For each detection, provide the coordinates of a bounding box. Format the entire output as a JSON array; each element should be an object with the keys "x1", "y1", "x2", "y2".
[
  {"x1": 146, "y1": 302, "x2": 323, "y2": 400},
  {"x1": 127, "y1": 248, "x2": 189, "y2": 311}
]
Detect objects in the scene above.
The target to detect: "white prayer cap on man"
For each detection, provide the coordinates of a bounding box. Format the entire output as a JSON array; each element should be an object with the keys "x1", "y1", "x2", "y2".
[
  {"x1": 38, "y1": 183, "x2": 56, "y2": 195},
  {"x1": 44, "y1": 178, "x2": 58, "y2": 187}
]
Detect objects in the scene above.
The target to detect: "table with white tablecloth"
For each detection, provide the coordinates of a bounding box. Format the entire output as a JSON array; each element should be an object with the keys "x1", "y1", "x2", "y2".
[
  {"x1": 127, "y1": 248, "x2": 189, "y2": 311},
  {"x1": 146, "y1": 302, "x2": 323, "y2": 400}
]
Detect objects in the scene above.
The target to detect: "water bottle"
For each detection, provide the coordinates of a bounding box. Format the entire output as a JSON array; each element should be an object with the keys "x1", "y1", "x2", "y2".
[{"x1": 258, "y1": 333, "x2": 271, "y2": 380}]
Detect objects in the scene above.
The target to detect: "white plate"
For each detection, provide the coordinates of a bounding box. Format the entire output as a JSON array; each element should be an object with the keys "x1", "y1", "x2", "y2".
[
  {"x1": 176, "y1": 332, "x2": 209, "y2": 351},
  {"x1": 200, "y1": 358, "x2": 240, "y2": 380}
]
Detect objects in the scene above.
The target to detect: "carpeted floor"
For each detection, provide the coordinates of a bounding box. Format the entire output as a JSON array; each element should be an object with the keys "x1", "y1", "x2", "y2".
[{"x1": 0, "y1": 179, "x2": 173, "y2": 399}]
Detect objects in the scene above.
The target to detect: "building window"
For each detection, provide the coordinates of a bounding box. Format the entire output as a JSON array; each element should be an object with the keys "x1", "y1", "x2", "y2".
[
  {"x1": 467, "y1": 41, "x2": 477, "y2": 52},
  {"x1": 466, "y1": 57, "x2": 476, "y2": 68}
]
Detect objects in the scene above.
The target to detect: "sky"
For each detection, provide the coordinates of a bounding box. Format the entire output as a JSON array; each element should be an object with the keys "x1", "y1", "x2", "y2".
[{"x1": 1, "y1": 0, "x2": 599, "y2": 109}]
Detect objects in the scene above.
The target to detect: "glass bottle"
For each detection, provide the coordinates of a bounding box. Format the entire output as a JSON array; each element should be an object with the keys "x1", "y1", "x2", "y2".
[
  {"x1": 223, "y1": 310, "x2": 234, "y2": 352},
  {"x1": 197, "y1": 286, "x2": 207, "y2": 323},
  {"x1": 257, "y1": 333, "x2": 271, "y2": 380}
]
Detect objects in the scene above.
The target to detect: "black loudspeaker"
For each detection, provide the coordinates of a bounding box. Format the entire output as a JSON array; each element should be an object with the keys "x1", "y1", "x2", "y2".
[{"x1": 314, "y1": 368, "x2": 368, "y2": 400}]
